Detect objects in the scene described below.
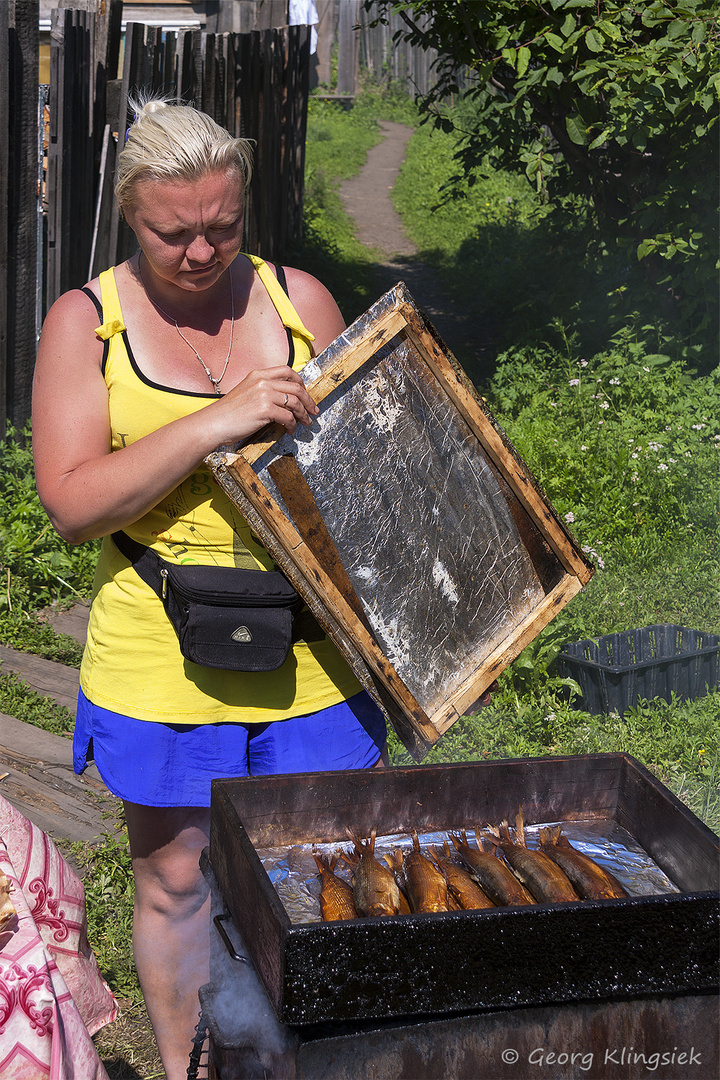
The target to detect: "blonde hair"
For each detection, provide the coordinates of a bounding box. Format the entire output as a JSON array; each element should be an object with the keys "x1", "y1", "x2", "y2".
[{"x1": 116, "y1": 94, "x2": 254, "y2": 212}]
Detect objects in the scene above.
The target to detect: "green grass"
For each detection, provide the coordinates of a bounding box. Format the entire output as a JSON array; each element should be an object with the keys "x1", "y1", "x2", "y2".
[
  {"x1": 60, "y1": 827, "x2": 141, "y2": 1005},
  {"x1": 0, "y1": 609, "x2": 84, "y2": 665},
  {"x1": 0, "y1": 668, "x2": 75, "y2": 734}
]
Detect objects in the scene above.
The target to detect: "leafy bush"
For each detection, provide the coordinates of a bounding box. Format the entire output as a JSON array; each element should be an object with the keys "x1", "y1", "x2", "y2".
[
  {"x1": 392, "y1": 114, "x2": 717, "y2": 369},
  {"x1": 378, "y1": 0, "x2": 719, "y2": 359},
  {"x1": 487, "y1": 335, "x2": 720, "y2": 557},
  {"x1": 0, "y1": 427, "x2": 99, "y2": 614}
]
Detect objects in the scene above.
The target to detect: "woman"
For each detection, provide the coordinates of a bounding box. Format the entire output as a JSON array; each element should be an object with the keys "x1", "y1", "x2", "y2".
[{"x1": 32, "y1": 97, "x2": 387, "y2": 1077}]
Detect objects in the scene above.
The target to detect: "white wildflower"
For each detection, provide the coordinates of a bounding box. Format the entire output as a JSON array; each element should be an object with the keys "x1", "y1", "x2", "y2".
[
  {"x1": 600, "y1": 401, "x2": 610, "y2": 409},
  {"x1": 565, "y1": 512, "x2": 575, "y2": 523},
  {"x1": 657, "y1": 463, "x2": 669, "y2": 471},
  {"x1": 569, "y1": 378, "x2": 580, "y2": 387},
  {"x1": 609, "y1": 378, "x2": 620, "y2": 385}
]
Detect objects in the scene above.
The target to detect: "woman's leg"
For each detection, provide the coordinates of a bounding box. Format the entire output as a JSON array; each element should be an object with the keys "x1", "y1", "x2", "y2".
[{"x1": 123, "y1": 802, "x2": 210, "y2": 1080}]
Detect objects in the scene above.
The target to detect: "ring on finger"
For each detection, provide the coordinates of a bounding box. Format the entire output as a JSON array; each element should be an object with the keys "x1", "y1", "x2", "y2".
[{"x1": 283, "y1": 393, "x2": 289, "y2": 407}]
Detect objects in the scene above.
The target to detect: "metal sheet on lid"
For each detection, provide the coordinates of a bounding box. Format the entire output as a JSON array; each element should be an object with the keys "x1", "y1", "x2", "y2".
[{"x1": 255, "y1": 327, "x2": 545, "y2": 716}]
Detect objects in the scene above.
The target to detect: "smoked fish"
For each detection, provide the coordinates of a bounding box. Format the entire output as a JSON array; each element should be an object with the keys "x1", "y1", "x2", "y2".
[
  {"x1": 483, "y1": 810, "x2": 580, "y2": 904},
  {"x1": 449, "y1": 829, "x2": 535, "y2": 906},
  {"x1": 400, "y1": 832, "x2": 449, "y2": 913},
  {"x1": 313, "y1": 851, "x2": 358, "y2": 921},
  {"x1": 539, "y1": 826, "x2": 629, "y2": 900},
  {"x1": 429, "y1": 842, "x2": 496, "y2": 910},
  {"x1": 345, "y1": 827, "x2": 404, "y2": 917}
]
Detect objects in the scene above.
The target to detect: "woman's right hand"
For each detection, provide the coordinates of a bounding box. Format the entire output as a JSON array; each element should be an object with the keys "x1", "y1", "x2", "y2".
[{"x1": 209, "y1": 364, "x2": 319, "y2": 445}]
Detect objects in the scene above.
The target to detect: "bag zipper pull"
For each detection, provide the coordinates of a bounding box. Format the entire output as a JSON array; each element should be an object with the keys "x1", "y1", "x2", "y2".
[{"x1": 160, "y1": 567, "x2": 168, "y2": 601}]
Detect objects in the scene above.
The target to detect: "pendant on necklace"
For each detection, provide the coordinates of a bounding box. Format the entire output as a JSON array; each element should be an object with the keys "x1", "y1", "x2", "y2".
[{"x1": 139, "y1": 258, "x2": 235, "y2": 393}]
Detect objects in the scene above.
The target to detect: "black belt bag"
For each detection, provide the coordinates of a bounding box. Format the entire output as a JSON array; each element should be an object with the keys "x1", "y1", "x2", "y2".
[{"x1": 112, "y1": 531, "x2": 305, "y2": 672}]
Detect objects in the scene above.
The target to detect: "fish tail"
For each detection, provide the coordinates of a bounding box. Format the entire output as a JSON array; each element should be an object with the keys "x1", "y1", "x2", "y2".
[
  {"x1": 480, "y1": 824, "x2": 500, "y2": 849},
  {"x1": 515, "y1": 806, "x2": 527, "y2": 848},
  {"x1": 345, "y1": 827, "x2": 363, "y2": 855},
  {"x1": 383, "y1": 848, "x2": 404, "y2": 873}
]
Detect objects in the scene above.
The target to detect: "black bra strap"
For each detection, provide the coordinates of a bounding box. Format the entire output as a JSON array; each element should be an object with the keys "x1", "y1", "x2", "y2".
[
  {"x1": 274, "y1": 265, "x2": 296, "y2": 369},
  {"x1": 81, "y1": 286, "x2": 103, "y2": 320},
  {"x1": 81, "y1": 286, "x2": 110, "y2": 372}
]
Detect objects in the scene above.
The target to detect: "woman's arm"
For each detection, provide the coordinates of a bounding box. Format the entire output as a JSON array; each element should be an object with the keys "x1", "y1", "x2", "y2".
[{"x1": 32, "y1": 289, "x2": 319, "y2": 544}]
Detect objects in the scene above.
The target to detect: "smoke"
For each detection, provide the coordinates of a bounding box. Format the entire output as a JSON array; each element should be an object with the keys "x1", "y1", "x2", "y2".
[{"x1": 202, "y1": 861, "x2": 297, "y2": 1067}]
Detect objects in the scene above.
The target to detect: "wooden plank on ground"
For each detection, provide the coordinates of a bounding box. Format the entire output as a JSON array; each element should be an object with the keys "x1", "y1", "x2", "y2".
[
  {"x1": 0, "y1": 645, "x2": 80, "y2": 715},
  {"x1": 0, "y1": 712, "x2": 117, "y2": 843},
  {"x1": 44, "y1": 602, "x2": 90, "y2": 645}
]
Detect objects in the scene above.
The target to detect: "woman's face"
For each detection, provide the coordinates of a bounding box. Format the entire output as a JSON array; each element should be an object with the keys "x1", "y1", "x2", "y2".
[{"x1": 125, "y1": 169, "x2": 245, "y2": 293}]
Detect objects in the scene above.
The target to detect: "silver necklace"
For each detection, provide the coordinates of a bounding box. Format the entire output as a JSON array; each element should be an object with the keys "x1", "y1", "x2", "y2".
[{"x1": 139, "y1": 259, "x2": 235, "y2": 395}]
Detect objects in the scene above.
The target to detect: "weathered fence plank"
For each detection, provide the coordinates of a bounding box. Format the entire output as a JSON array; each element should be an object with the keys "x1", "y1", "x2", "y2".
[
  {"x1": 337, "y1": 0, "x2": 360, "y2": 96},
  {"x1": 3, "y1": 0, "x2": 39, "y2": 433},
  {"x1": 0, "y1": 3, "x2": 8, "y2": 438},
  {"x1": 47, "y1": 7, "x2": 96, "y2": 310}
]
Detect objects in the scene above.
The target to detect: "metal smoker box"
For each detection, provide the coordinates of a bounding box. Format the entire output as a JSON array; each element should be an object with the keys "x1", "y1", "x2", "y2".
[{"x1": 209, "y1": 753, "x2": 719, "y2": 1027}]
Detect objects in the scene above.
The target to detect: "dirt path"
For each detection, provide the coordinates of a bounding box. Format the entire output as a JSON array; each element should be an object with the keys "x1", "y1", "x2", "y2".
[{"x1": 339, "y1": 121, "x2": 494, "y2": 381}]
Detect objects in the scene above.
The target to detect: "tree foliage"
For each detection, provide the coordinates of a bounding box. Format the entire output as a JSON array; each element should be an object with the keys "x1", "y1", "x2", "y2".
[{"x1": 371, "y1": 0, "x2": 719, "y2": 346}]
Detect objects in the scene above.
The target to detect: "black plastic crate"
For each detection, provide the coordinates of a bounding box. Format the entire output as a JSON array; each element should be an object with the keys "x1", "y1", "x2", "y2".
[{"x1": 557, "y1": 624, "x2": 720, "y2": 715}]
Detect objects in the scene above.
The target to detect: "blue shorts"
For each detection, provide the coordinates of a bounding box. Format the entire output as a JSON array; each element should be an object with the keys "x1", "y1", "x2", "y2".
[{"x1": 73, "y1": 688, "x2": 387, "y2": 807}]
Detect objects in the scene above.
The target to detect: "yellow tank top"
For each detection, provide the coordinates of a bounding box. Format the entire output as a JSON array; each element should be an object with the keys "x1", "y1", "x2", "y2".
[{"x1": 79, "y1": 256, "x2": 361, "y2": 724}]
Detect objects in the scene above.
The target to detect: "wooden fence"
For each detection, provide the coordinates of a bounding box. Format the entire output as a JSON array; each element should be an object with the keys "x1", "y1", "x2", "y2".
[
  {"x1": 48, "y1": 7, "x2": 311, "y2": 307},
  {"x1": 0, "y1": 1, "x2": 40, "y2": 437},
  {"x1": 0, "y1": 0, "x2": 457, "y2": 434},
  {"x1": 1, "y1": 1, "x2": 311, "y2": 433},
  {"x1": 360, "y1": 1, "x2": 474, "y2": 98},
  {"x1": 360, "y1": 2, "x2": 438, "y2": 98}
]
